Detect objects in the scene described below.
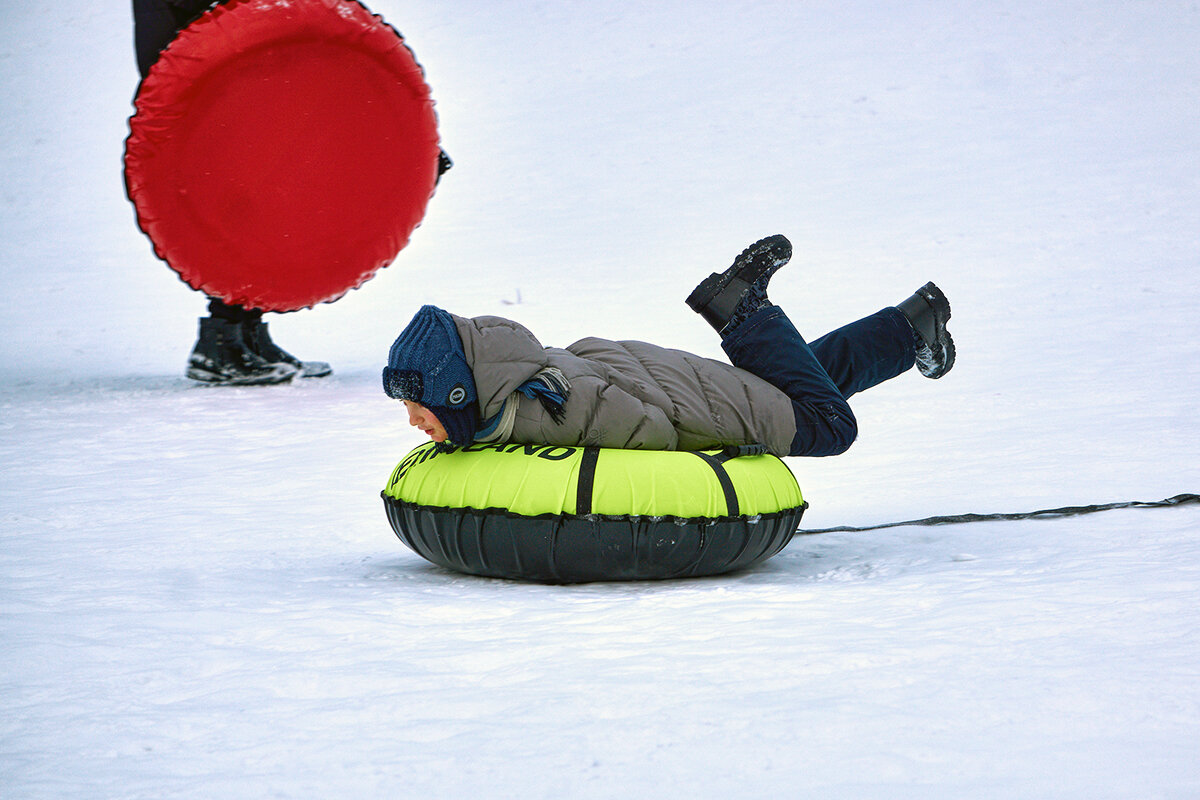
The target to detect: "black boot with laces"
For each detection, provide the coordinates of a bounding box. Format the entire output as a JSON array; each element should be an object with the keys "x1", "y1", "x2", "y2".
[
  {"x1": 242, "y1": 320, "x2": 332, "y2": 379},
  {"x1": 186, "y1": 317, "x2": 298, "y2": 385},
  {"x1": 686, "y1": 235, "x2": 793, "y2": 334}
]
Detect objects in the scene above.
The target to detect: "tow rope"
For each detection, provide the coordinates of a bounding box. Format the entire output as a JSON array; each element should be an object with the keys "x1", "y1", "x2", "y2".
[{"x1": 794, "y1": 493, "x2": 1200, "y2": 535}]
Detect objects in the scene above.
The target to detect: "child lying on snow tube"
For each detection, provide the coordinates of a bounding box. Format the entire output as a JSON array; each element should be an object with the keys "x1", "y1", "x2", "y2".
[{"x1": 381, "y1": 235, "x2": 955, "y2": 458}]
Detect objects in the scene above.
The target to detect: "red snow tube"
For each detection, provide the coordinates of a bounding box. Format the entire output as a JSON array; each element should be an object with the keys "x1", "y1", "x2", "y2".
[{"x1": 124, "y1": 0, "x2": 442, "y2": 312}]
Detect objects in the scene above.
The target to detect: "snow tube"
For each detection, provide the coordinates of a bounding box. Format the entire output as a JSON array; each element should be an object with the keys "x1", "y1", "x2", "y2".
[
  {"x1": 124, "y1": 0, "x2": 442, "y2": 312},
  {"x1": 381, "y1": 442, "x2": 808, "y2": 583}
]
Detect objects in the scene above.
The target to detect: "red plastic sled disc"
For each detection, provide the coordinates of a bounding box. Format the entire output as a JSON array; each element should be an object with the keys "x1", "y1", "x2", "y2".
[{"x1": 125, "y1": 0, "x2": 442, "y2": 312}]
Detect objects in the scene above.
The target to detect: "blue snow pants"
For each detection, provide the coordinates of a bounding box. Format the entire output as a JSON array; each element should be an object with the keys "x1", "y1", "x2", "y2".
[{"x1": 721, "y1": 305, "x2": 916, "y2": 457}]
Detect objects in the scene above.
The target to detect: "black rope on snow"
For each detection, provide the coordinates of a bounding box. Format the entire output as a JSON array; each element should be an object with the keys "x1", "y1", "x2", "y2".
[{"x1": 793, "y1": 493, "x2": 1200, "y2": 536}]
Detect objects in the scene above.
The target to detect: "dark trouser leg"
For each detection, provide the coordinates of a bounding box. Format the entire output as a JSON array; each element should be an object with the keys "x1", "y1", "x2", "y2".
[
  {"x1": 207, "y1": 296, "x2": 260, "y2": 324},
  {"x1": 808, "y1": 306, "x2": 916, "y2": 399},
  {"x1": 721, "y1": 306, "x2": 858, "y2": 457},
  {"x1": 721, "y1": 305, "x2": 917, "y2": 457},
  {"x1": 133, "y1": 0, "x2": 218, "y2": 78}
]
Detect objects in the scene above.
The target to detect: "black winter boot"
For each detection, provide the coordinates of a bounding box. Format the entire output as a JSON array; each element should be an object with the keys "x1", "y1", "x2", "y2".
[
  {"x1": 896, "y1": 282, "x2": 955, "y2": 379},
  {"x1": 186, "y1": 317, "x2": 298, "y2": 385},
  {"x1": 686, "y1": 235, "x2": 793, "y2": 334},
  {"x1": 243, "y1": 320, "x2": 332, "y2": 379}
]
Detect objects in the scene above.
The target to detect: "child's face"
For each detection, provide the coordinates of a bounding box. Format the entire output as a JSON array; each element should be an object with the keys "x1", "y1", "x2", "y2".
[{"x1": 403, "y1": 400, "x2": 448, "y2": 443}]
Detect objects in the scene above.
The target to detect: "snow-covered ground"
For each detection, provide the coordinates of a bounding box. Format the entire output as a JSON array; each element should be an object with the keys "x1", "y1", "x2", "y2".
[{"x1": 3, "y1": 1, "x2": 1199, "y2": 797}]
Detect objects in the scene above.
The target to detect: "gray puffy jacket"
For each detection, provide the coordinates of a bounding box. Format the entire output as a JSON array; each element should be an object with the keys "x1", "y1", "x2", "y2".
[{"x1": 451, "y1": 313, "x2": 797, "y2": 456}]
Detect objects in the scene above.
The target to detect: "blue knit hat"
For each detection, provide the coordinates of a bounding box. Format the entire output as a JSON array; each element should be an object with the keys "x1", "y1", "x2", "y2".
[{"x1": 382, "y1": 305, "x2": 479, "y2": 446}]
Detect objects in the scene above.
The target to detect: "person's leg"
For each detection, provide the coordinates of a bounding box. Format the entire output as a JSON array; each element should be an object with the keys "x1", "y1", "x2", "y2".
[
  {"x1": 809, "y1": 284, "x2": 955, "y2": 389},
  {"x1": 207, "y1": 296, "x2": 256, "y2": 323},
  {"x1": 721, "y1": 305, "x2": 858, "y2": 457},
  {"x1": 807, "y1": 306, "x2": 916, "y2": 400},
  {"x1": 242, "y1": 315, "x2": 333, "y2": 379},
  {"x1": 131, "y1": 1, "x2": 316, "y2": 385},
  {"x1": 187, "y1": 300, "x2": 297, "y2": 385},
  {"x1": 132, "y1": 0, "x2": 211, "y2": 77},
  {"x1": 691, "y1": 236, "x2": 953, "y2": 454},
  {"x1": 204, "y1": 298, "x2": 332, "y2": 379}
]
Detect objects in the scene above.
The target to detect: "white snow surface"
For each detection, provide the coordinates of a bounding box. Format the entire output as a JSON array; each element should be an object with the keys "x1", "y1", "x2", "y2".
[{"x1": 3, "y1": 1, "x2": 1200, "y2": 797}]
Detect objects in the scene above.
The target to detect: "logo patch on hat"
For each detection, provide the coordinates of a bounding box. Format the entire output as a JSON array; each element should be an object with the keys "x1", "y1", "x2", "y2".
[{"x1": 448, "y1": 384, "x2": 467, "y2": 406}]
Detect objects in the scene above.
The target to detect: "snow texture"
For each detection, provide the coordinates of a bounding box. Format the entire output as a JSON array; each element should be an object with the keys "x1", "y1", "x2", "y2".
[{"x1": 2, "y1": 1, "x2": 1199, "y2": 797}]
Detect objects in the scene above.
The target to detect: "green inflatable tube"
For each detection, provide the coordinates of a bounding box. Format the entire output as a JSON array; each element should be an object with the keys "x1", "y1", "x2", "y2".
[{"x1": 382, "y1": 442, "x2": 808, "y2": 583}]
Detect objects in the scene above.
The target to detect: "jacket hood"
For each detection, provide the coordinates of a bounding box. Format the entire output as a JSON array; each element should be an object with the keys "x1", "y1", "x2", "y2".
[{"x1": 450, "y1": 314, "x2": 551, "y2": 420}]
